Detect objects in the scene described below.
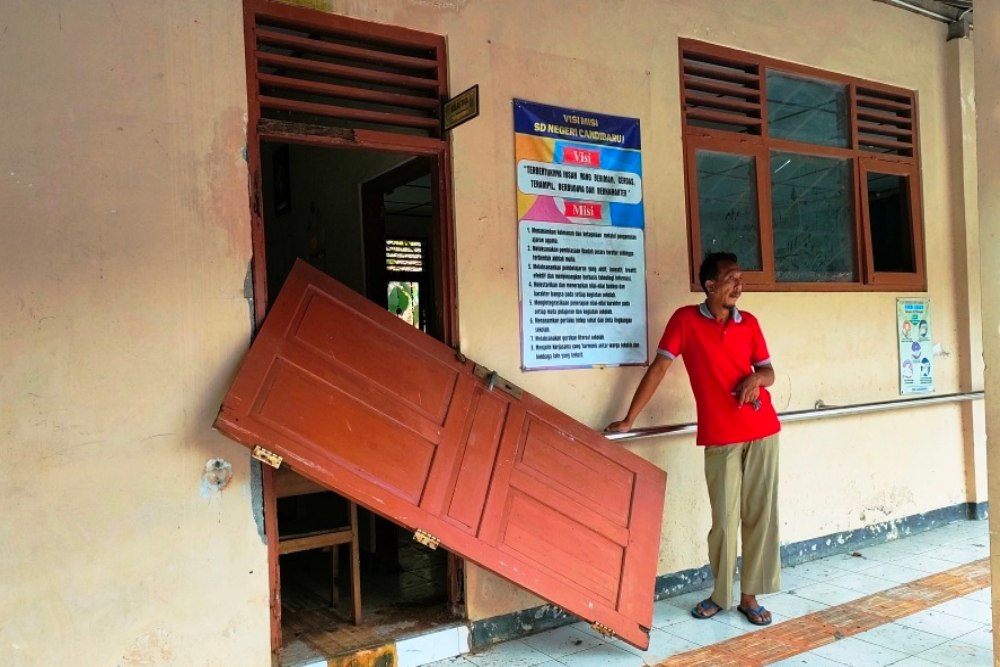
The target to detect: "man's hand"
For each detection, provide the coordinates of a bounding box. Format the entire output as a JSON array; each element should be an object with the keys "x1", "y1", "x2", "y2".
[
  {"x1": 734, "y1": 372, "x2": 762, "y2": 405},
  {"x1": 605, "y1": 419, "x2": 634, "y2": 433},
  {"x1": 603, "y1": 354, "x2": 672, "y2": 436}
]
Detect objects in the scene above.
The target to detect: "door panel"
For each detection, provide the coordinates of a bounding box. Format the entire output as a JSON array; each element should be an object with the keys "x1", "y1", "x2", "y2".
[
  {"x1": 216, "y1": 260, "x2": 666, "y2": 648},
  {"x1": 294, "y1": 291, "x2": 458, "y2": 423},
  {"x1": 443, "y1": 388, "x2": 508, "y2": 533}
]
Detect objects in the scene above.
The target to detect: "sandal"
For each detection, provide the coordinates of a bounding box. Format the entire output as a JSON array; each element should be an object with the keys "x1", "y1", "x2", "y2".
[
  {"x1": 736, "y1": 604, "x2": 772, "y2": 626},
  {"x1": 690, "y1": 598, "x2": 722, "y2": 619}
]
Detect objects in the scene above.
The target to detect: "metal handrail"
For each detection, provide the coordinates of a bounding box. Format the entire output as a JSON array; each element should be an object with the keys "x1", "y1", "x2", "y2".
[{"x1": 603, "y1": 391, "x2": 985, "y2": 443}]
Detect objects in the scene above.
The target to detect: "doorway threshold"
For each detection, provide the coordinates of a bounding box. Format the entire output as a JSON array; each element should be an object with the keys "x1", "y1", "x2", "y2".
[{"x1": 281, "y1": 620, "x2": 469, "y2": 667}]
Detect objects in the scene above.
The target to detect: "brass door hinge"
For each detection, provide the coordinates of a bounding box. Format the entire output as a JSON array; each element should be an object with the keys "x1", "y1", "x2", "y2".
[
  {"x1": 591, "y1": 622, "x2": 615, "y2": 638},
  {"x1": 473, "y1": 364, "x2": 523, "y2": 400},
  {"x1": 413, "y1": 529, "x2": 441, "y2": 550},
  {"x1": 252, "y1": 445, "x2": 283, "y2": 469}
]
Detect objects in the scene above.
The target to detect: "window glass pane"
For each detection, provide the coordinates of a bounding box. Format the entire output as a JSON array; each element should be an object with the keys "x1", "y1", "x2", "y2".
[
  {"x1": 867, "y1": 172, "x2": 915, "y2": 273},
  {"x1": 695, "y1": 151, "x2": 762, "y2": 270},
  {"x1": 771, "y1": 152, "x2": 856, "y2": 282},
  {"x1": 767, "y1": 72, "x2": 849, "y2": 147}
]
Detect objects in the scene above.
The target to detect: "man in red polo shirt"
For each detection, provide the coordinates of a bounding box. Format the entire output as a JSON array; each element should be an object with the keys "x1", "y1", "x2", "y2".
[{"x1": 606, "y1": 252, "x2": 780, "y2": 626}]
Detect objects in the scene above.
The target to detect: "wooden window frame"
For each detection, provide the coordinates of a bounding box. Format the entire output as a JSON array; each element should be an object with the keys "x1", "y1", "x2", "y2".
[
  {"x1": 680, "y1": 38, "x2": 926, "y2": 292},
  {"x1": 859, "y1": 157, "x2": 926, "y2": 288}
]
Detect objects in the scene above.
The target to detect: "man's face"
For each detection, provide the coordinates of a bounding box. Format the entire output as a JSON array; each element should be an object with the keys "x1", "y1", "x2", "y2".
[{"x1": 708, "y1": 261, "x2": 743, "y2": 307}]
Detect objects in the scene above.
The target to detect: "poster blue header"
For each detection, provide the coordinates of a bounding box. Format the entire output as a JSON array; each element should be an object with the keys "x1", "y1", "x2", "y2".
[{"x1": 514, "y1": 99, "x2": 641, "y2": 150}]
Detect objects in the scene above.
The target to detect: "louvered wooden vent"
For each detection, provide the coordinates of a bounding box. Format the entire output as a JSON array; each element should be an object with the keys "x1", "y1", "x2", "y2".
[
  {"x1": 386, "y1": 239, "x2": 424, "y2": 273},
  {"x1": 251, "y1": 10, "x2": 445, "y2": 137},
  {"x1": 682, "y1": 49, "x2": 762, "y2": 134},
  {"x1": 854, "y1": 87, "x2": 915, "y2": 157}
]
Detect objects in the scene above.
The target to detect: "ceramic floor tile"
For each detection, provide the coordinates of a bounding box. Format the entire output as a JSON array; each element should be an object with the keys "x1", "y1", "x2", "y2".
[
  {"x1": 712, "y1": 609, "x2": 790, "y2": 633},
  {"x1": 822, "y1": 552, "x2": 884, "y2": 573},
  {"x1": 953, "y1": 626, "x2": 994, "y2": 650},
  {"x1": 659, "y1": 617, "x2": 748, "y2": 647},
  {"x1": 851, "y1": 622, "x2": 948, "y2": 655},
  {"x1": 915, "y1": 526, "x2": 970, "y2": 539},
  {"x1": 756, "y1": 592, "x2": 830, "y2": 619},
  {"x1": 768, "y1": 653, "x2": 848, "y2": 667},
  {"x1": 649, "y1": 600, "x2": 694, "y2": 628},
  {"x1": 424, "y1": 658, "x2": 477, "y2": 667},
  {"x1": 898, "y1": 532, "x2": 960, "y2": 549},
  {"x1": 888, "y1": 553, "x2": 963, "y2": 574},
  {"x1": 566, "y1": 621, "x2": 610, "y2": 642},
  {"x1": 453, "y1": 522, "x2": 990, "y2": 667},
  {"x1": 823, "y1": 572, "x2": 897, "y2": 596},
  {"x1": 772, "y1": 569, "x2": 819, "y2": 591},
  {"x1": 921, "y1": 543, "x2": 990, "y2": 564},
  {"x1": 914, "y1": 639, "x2": 993, "y2": 666},
  {"x1": 809, "y1": 636, "x2": 908, "y2": 666},
  {"x1": 397, "y1": 626, "x2": 468, "y2": 667},
  {"x1": 618, "y1": 627, "x2": 701, "y2": 665},
  {"x1": 547, "y1": 643, "x2": 645, "y2": 666},
  {"x1": 890, "y1": 536, "x2": 947, "y2": 552},
  {"x1": 464, "y1": 640, "x2": 553, "y2": 667},
  {"x1": 663, "y1": 589, "x2": 716, "y2": 612},
  {"x1": 783, "y1": 560, "x2": 852, "y2": 582},
  {"x1": 929, "y1": 597, "x2": 992, "y2": 624},
  {"x1": 943, "y1": 521, "x2": 989, "y2": 538},
  {"x1": 887, "y1": 657, "x2": 956, "y2": 667},
  {"x1": 519, "y1": 625, "x2": 605, "y2": 660},
  {"x1": 963, "y1": 587, "x2": 992, "y2": 605},
  {"x1": 770, "y1": 653, "x2": 852, "y2": 667},
  {"x1": 788, "y1": 581, "x2": 865, "y2": 606},
  {"x1": 853, "y1": 541, "x2": 932, "y2": 562},
  {"x1": 956, "y1": 531, "x2": 991, "y2": 545},
  {"x1": 894, "y1": 608, "x2": 985, "y2": 639},
  {"x1": 852, "y1": 561, "x2": 928, "y2": 584}
]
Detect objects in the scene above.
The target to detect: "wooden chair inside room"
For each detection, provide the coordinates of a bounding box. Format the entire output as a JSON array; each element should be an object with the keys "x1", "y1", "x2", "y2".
[{"x1": 275, "y1": 467, "x2": 362, "y2": 625}]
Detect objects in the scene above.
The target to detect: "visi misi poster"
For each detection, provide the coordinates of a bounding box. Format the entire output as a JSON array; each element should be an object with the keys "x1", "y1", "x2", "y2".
[{"x1": 514, "y1": 99, "x2": 647, "y2": 371}]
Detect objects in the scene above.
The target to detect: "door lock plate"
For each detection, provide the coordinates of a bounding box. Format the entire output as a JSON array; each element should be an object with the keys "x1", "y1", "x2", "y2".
[{"x1": 473, "y1": 364, "x2": 523, "y2": 399}]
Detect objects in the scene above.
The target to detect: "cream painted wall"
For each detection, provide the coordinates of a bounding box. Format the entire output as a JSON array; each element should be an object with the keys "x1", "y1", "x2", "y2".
[
  {"x1": 0, "y1": 0, "x2": 984, "y2": 658},
  {"x1": 0, "y1": 2, "x2": 269, "y2": 665},
  {"x1": 319, "y1": 0, "x2": 983, "y2": 620},
  {"x1": 971, "y1": 0, "x2": 1000, "y2": 655}
]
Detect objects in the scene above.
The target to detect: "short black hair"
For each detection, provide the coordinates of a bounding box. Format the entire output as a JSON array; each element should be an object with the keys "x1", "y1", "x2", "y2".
[{"x1": 698, "y1": 252, "x2": 738, "y2": 294}]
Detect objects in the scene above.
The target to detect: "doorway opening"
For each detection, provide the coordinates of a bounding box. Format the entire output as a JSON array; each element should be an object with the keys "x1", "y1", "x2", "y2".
[
  {"x1": 240, "y1": 1, "x2": 459, "y2": 657},
  {"x1": 259, "y1": 142, "x2": 462, "y2": 660}
]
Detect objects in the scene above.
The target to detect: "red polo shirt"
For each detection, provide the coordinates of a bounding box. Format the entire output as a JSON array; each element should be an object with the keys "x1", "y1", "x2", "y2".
[{"x1": 657, "y1": 303, "x2": 780, "y2": 446}]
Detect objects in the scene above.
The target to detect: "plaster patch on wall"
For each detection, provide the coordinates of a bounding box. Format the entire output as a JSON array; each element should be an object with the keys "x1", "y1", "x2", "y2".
[
  {"x1": 119, "y1": 628, "x2": 174, "y2": 666},
  {"x1": 192, "y1": 106, "x2": 251, "y2": 259},
  {"x1": 249, "y1": 457, "x2": 266, "y2": 544},
  {"x1": 199, "y1": 458, "x2": 233, "y2": 496},
  {"x1": 857, "y1": 486, "x2": 916, "y2": 524}
]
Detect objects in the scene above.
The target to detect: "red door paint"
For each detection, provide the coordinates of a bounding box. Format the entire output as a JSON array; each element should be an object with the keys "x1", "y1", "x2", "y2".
[{"x1": 215, "y1": 260, "x2": 666, "y2": 649}]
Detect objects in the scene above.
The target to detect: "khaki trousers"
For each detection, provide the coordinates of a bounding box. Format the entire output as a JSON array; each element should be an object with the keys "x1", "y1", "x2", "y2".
[{"x1": 703, "y1": 434, "x2": 780, "y2": 608}]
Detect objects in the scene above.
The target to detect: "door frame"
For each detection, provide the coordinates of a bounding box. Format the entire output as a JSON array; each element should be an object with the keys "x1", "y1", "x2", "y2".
[{"x1": 240, "y1": 0, "x2": 457, "y2": 652}]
